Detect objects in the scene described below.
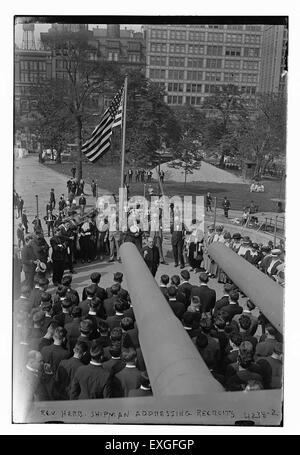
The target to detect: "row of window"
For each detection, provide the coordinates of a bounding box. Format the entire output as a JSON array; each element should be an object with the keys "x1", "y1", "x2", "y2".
[
  {"x1": 165, "y1": 77, "x2": 258, "y2": 91},
  {"x1": 149, "y1": 42, "x2": 261, "y2": 57},
  {"x1": 20, "y1": 61, "x2": 46, "y2": 71},
  {"x1": 20, "y1": 73, "x2": 47, "y2": 82},
  {"x1": 150, "y1": 57, "x2": 259, "y2": 71},
  {"x1": 165, "y1": 85, "x2": 257, "y2": 104}
]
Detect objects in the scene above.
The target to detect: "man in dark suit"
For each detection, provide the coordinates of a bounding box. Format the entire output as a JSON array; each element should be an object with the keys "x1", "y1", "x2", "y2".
[
  {"x1": 171, "y1": 220, "x2": 185, "y2": 268},
  {"x1": 65, "y1": 306, "x2": 82, "y2": 354},
  {"x1": 191, "y1": 272, "x2": 216, "y2": 315},
  {"x1": 79, "y1": 284, "x2": 97, "y2": 318},
  {"x1": 106, "y1": 301, "x2": 125, "y2": 331},
  {"x1": 21, "y1": 236, "x2": 37, "y2": 289},
  {"x1": 220, "y1": 290, "x2": 243, "y2": 322},
  {"x1": 213, "y1": 283, "x2": 233, "y2": 318},
  {"x1": 106, "y1": 272, "x2": 130, "y2": 301},
  {"x1": 82, "y1": 272, "x2": 107, "y2": 302},
  {"x1": 70, "y1": 340, "x2": 112, "y2": 399},
  {"x1": 102, "y1": 345, "x2": 126, "y2": 375},
  {"x1": 61, "y1": 275, "x2": 79, "y2": 306},
  {"x1": 30, "y1": 277, "x2": 49, "y2": 310},
  {"x1": 103, "y1": 283, "x2": 120, "y2": 317},
  {"x1": 50, "y1": 229, "x2": 67, "y2": 286},
  {"x1": 121, "y1": 317, "x2": 140, "y2": 349},
  {"x1": 168, "y1": 286, "x2": 185, "y2": 320},
  {"x1": 113, "y1": 348, "x2": 142, "y2": 397},
  {"x1": 142, "y1": 236, "x2": 160, "y2": 277},
  {"x1": 54, "y1": 340, "x2": 88, "y2": 400},
  {"x1": 159, "y1": 274, "x2": 170, "y2": 301},
  {"x1": 178, "y1": 270, "x2": 193, "y2": 308},
  {"x1": 128, "y1": 371, "x2": 153, "y2": 397}
]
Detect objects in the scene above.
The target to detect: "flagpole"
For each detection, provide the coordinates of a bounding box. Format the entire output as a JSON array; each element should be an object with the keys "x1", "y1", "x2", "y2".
[{"x1": 120, "y1": 75, "x2": 128, "y2": 189}]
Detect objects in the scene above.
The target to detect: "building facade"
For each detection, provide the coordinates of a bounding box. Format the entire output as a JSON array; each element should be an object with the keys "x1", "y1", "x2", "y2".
[
  {"x1": 144, "y1": 24, "x2": 263, "y2": 106},
  {"x1": 259, "y1": 25, "x2": 288, "y2": 95}
]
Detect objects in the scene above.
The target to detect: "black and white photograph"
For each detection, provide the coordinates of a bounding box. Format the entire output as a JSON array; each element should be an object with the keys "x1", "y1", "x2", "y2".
[{"x1": 9, "y1": 11, "x2": 292, "y2": 431}]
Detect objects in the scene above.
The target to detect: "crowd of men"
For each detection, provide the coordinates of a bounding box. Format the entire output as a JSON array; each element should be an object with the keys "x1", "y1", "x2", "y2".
[
  {"x1": 13, "y1": 181, "x2": 284, "y2": 411},
  {"x1": 14, "y1": 258, "x2": 283, "y2": 408}
]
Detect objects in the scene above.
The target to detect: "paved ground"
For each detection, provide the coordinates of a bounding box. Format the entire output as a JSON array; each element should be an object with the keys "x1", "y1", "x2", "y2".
[
  {"x1": 155, "y1": 160, "x2": 246, "y2": 184},
  {"x1": 14, "y1": 154, "x2": 255, "y2": 318}
]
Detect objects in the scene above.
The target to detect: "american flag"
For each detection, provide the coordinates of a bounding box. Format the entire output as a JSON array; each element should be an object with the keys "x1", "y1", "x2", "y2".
[{"x1": 82, "y1": 83, "x2": 124, "y2": 163}]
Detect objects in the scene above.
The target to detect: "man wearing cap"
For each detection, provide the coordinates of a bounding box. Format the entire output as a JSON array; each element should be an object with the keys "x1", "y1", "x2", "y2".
[
  {"x1": 142, "y1": 236, "x2": 160, "y2": 277},
  {"x1": 261, "y1": 249, "x2": 283, "y2": 278},
  {"x1": 231, "y1": 232, "x2": 242, "y2": 253},
  {"x1": 244, "y1": 242, "x2": 261, "y2": 266},
  {"x1": 191, "y1": 272, "x2": 216, "y2": 316},
  {"x1": 70, "y1": 340, "x2": 112, "y2": 399},
  {"x1": 237, "y1": 236, "x2": 252, "y2": 258}
]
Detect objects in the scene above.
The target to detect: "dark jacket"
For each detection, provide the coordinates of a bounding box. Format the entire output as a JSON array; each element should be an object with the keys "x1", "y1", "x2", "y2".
[
  {"x1": 178, "y1": 282, "x2": 193, "y2": 308},
  {"x1": 55, "y1": 356, "x2": 84, "y2": 400},
  {"x1": 50, "y1": 236, "x2": 67, "y2": 262},
  {"x1": 106, "y1": 313, "x2": 124, "y2": 331},
  {"x1": 168, "y1": 299, "x2": 186, "y2": 320},
  {"x1": 220, "y1": 303, "x2": 243, "y2": 322},
  {"x1": 102, "y1": 357, "x2": 126, "y2": 375},
  {"x1": 159, "y1": 286, "x2": 169, "y2": 301},
  {"x1": 142, "y1": 246, "x2": 160, "y2": 270},
  {"x1": 82, "y1": 285, "x2": 107, "y2": 302},
  {"x1": 21, "y1": 244, "x2": 36, "y2": 273},
  {"x1": 113, "y1": 366, "x2": 142, "y2": 397},
  {"x1": 191, "y1": 284, "x2": 216, "y2": 314},
  {"x1": 41, "y1": 344, "x2": 70, "y2": 375},
  {"x1": 70, "y1": 363, "x2": 112, "y2": 399},
  {"x1": 128, "y1": 387, "x2": 153, "y2": 397},
  {"x1": 103, "y1": 296, "x2": 119, "y2": 317}
]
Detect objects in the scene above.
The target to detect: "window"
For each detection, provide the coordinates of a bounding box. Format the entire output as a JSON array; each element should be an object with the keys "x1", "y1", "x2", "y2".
[
  {"x1": 207, "y1": 33, "x2": 223, "y2": 42},
  {"x1": 188, "y1": 31, "x2": 205, "y2": 41},
  {"x1": 224, "y1": 72, "x2": 239, "y2": 82},
  {"x1": 244, "y1": 34, "x2": 261, "y2": 44},
  {"x1": 186, "y1": 96, "x2": 190, "y2": 104},
  {"x1": 150, "y1": 42, "x2": 167, "y2": 53},
  {"x1": 245, "y1": 25, "x2": 261, "y2": 32},
  {"x1": 191, "y1": 96, "x2": 196, "y2": 105},
  {"x1": 208, "y1": 25, "x2": 224, "y2": 29},
  {"x1": 205, "y1": 72, "x2": 221, "y2": 82},
  {"x1": 186, "y1": 83, "x2": 202, "y2": 93},
  {"x1": 244, "y1": 47, "x2": 260, "y2": 58},
  {"x1": 168, "y1": 57, "x2": 185, "y2": 67},
  {"x1": 39, "y1": 61, "x2": 46, "y2": 71},
  {"x1": 169, "y1": 29, "x2": 186, "y2": 40},
  {"x1": 20, "y1": 61, "x2": 25, "y2": 70},
  {"x1": 168, "y1": 69, "x2": 184, "y2": 79},
  {"x1": 128, "y1": 54, "x2": 140, "y2": 63},
  {"x1": 186, "y1": 70, "x2": 203, "y2": 81},
  {"x1": 243, "y1": 60, "x2": 259, "y2": 70},
  {"x1": 225, "y1": 47, "x2": 241, "y2": 57},
  {"x1": 149, "y1": 68, "x2": 166, "y2": 79},
  {"x1": 168, "y1": 82, "x2": 183, "y2": 92},
  {"x1": 241, "y1": 73, "x2": 258, "y2": 83},
  {"x1": 188, "y1": 44, "x2": 205, "y2": 54},
  {"x1": 150, "y1": 56, "x2": 166, "y2": 66},
  {"x1": 227, "y1": 25, "x2": 243, "y2": 30},
  {"x1": 187, "y1": 58, "x2": 203, "y2": 68},
  {"x1": 167, "y1": 95, "x2": 172, "y2": 104},
  {"x1": 204, "y1": 84, "x2": 221, "y2": 93},
  {"x1": 207, "y1": 46, "x2": 223, "y2": 56},
  {"x1": 169, "y1": 43, "x2": 186, "y2": 53},
  {"x1": 151, "y1": 29, "x2": 167, "y2": 39},
  {"x1": 225, "y1": 60, "x2": 240, "y2": 69},
  {"x1": 226, "y1": 33, "x2": 242, "y2": 43},
  {"x1": 196, "y1": 97, "x2": 202, "y2": 105},
  {"x1": 206, "y1": 58, "x2": 222, "y2": 69}
]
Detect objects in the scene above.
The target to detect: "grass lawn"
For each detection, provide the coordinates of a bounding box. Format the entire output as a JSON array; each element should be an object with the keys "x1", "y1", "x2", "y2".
[{"x1": 44, "y1": 161, "x2": 285, "y2": 213}]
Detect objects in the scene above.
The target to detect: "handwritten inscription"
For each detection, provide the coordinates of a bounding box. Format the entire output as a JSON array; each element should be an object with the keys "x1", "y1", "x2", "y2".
[{"x1": 38, "y1": 407, "x2": 281, "y2": 423}]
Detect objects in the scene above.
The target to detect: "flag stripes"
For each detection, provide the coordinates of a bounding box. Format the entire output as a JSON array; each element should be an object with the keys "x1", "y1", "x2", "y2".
[{"x1": 82, "y1": 83, "x2": 124, "y2": 163}]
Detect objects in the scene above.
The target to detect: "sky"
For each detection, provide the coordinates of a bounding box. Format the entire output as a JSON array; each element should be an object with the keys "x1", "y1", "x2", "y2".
[{"x1": 14, "y1": 22, "x2": 142, "y2": 47}]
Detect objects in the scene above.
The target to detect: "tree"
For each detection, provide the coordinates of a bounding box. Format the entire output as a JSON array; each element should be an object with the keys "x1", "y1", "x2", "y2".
[
  {"x1": 236, "y1": 93, "x2": 287, "y2": 177},
  {"x1": 125, "y1": 70, "x2": 181, "y2": 168},
  {"x1": 42, "y1": 29, "x2": 121, "y2": 179},
  {"x1": 168, "y1": 104, "x2": 205, "y2": 186},
  {"x1": 202, "y1": 84, "x2": 247, "y2": 167}
]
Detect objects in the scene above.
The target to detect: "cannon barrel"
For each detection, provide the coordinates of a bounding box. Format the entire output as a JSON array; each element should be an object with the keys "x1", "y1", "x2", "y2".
[
  {"x1": 119, "y1": 242, "x2": 224, "y2": 396},
  {"x1": 208, "y1": 243, "x2": 283, "y2": 333}
]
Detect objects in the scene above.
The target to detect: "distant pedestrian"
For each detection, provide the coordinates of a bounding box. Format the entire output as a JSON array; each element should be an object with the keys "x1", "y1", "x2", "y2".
[
  {"x1": 58, "y1": 195, "x2": 67, "y2": 215},
  {"x1": 206, "y1": 192, "x2": 212, "y2": 212},
  {"x1": 159, "y1": 170, "x2": 165, "y2": 184},
  {"x1": 91, "y1": 180, "x2": 97, "y2": 198},
  {"x1": 50, "y1": 188, "x2": 56, "y2": 210},
  {"x1": 79, "y1": 179, "x2": 85, "y2": 195},
  {"x1": 44, "y1": 211, "x2": 57, "y2": 237},
  {"x1": 32, "y1": 216, "x2": 42, "y2": 235},
  {"x1": 128, "y1": 169, "x2": 133, "y2": 183},
  {"x1": 17, "y1": 196, "x2": 24, "y2": 218},
  {"x1": 71, "y1": 164, "x2": 76, "y2": 179},
  {"x1": 22, "y1": 210, "x2": 29, "y2": 234},
  {"x1": 222, "y1": 197, "x2": 231, "y2": 218},
  {"x1": 79, "y1": 194, "x2": 87, "y2": 217},
  {"x1": 17, "y1": 223, "x2": 25, "y2": 248},
  {"x1": 135, "y1": 170, "x2": 139, "y2": 182}
]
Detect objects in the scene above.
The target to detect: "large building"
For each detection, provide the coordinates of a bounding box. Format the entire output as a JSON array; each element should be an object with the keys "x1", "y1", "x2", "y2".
[
  {"x1": 259, "y1": 24, "x2": 288, "y2": 95},
  {"x1": 144, "y1": 24, "x2": 263, "y2": 107}
]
